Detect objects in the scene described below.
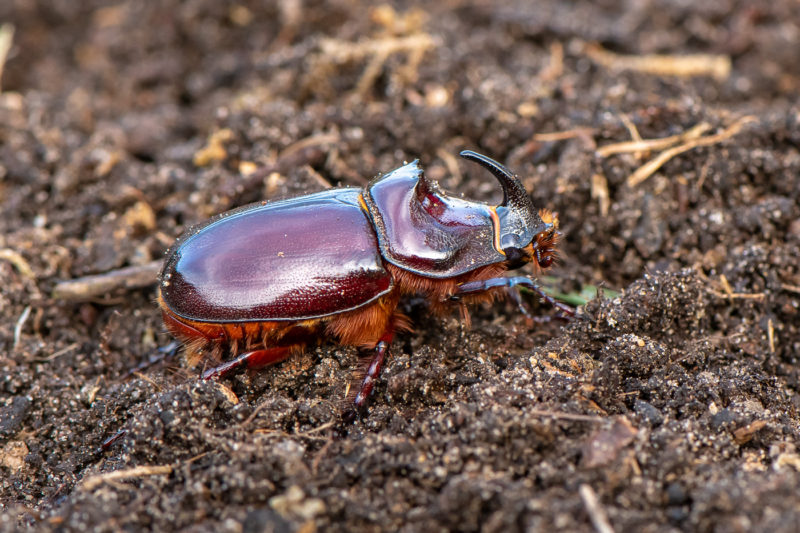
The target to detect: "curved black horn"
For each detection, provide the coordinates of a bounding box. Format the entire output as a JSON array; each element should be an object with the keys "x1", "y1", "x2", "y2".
[{"x1": 459, "y1": 150, "x2": 533, "y2": 212}]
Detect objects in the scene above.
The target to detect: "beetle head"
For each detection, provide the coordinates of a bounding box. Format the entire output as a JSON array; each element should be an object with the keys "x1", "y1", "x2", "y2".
[{"x1": 459, "y1": 150, "x2": 558, "y2": 270}]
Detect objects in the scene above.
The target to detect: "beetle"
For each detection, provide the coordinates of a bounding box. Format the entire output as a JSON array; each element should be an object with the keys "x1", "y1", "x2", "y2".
[{"x1": 158, "y1": 150, "x2": 572, "y2": 413}]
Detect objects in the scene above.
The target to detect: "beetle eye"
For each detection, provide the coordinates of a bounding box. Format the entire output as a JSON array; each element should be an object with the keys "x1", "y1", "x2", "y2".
[{"x1": 537, "y1": 253, "x2": 554, "y2": 269}]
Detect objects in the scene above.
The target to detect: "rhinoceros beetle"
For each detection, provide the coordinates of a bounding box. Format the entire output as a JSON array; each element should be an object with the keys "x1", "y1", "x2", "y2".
[{"x1": 158, "y1": 150, "x2": 572, "y2": 415}]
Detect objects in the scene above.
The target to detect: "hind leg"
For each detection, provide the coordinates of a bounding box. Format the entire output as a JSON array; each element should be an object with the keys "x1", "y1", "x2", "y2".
[
  {"x1": 199, "y1": 321, "x2": 320, "y2": 380},
  {"x1": 202, "y1": 347, "x2": 292, "y2": 380}
]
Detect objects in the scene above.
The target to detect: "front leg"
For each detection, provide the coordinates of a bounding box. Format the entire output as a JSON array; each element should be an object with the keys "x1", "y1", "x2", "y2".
[{"x1": 451, "y1": 276, "x2": 575, "y2": 317}]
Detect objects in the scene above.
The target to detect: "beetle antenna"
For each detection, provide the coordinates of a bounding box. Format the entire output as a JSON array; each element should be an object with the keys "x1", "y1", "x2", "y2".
[{"x1": 458, "y1": 150, "x2": 533, "y2": 214}]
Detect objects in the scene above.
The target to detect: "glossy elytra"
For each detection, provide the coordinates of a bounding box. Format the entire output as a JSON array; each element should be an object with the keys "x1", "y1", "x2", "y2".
[{"x1": 158, "y1": 150, "x2": 573, "y2": 416}]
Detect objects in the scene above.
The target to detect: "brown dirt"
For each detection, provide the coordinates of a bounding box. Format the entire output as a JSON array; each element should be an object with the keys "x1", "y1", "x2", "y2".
[{"x1": 1, "y1": 1, "x2": 799, "y2": 532}]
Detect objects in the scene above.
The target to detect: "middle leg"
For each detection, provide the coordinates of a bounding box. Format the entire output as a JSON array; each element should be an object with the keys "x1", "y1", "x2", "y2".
[{"x1": 341, "y1": 319, "x2": 396, "y2": 424}]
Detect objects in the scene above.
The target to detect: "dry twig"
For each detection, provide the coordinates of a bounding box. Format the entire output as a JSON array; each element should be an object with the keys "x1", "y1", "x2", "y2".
[
  {"x1": 767, "y1": 319, "x2": 775, "y2": 354},
  {"x1": 618, "y1": 114, "x2": 642, "y2": 144},
  {"x1": 733, "y1": 420, "x2": 767, "y2": 445},
  {"x1": 702, "y1": 273, "x2": 766, "y2": 301},
  {"x1": 279, "y1": 132, "x2": 340, "y2": 163},
  {"x1": 80, "y1": 465, "x2": 174, "y2": 491},
  {"x1": 540, "y1": 41, "x2": 564, "y2": 81},
  {"x1": 34, "y1": 342, "x2": 80, "y2": 362},
  {"x1": 591, "y1": 173, "x2": 610, "y2": 217},
  {"x1": 580, "y1": 484, "x2": 616, "y2": 533},
  {"x1": 0, "y1": 249, "x2": 35, "y2": 279},
  {"x1": 780, "y1": 283, "x2": 800, "y2": 294},
  {"x1": 533, "y1": 128, "x2": 596, "y2": 142},
  {"x1": 310, "y1": 33, "x2": 435, "y2": 98},
  {"x1": 526, "y1": 409, "x2": 606, "y2": 423},
  {"x1": 52, "y1": 260, "x2": 161, "y2": 301},
  {"x1": 0, "y1": 24, "x2": 14, "y2": 91},
  {"x1": 626, "y1": 117, "x2": 755, "y2": 187},
  {"x1": 596, "y1": 123, "x2": 711, "y2": 158},
  {"x1": 585, "y1": 43, "x2": 731, "y2": 80},
  {"x1": 13, "y1": 305, "x2": 31, "y2": 352}
]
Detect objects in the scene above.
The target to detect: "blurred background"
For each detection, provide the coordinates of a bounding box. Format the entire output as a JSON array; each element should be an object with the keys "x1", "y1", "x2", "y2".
[{"x1": 1, "y1": 1, "x2": 799, "y2": 531}]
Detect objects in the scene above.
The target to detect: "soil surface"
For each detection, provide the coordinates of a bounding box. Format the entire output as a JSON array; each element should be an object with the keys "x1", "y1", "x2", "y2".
[{"x1": 1, "y1": 1, "x2": 800, "y2": 532}]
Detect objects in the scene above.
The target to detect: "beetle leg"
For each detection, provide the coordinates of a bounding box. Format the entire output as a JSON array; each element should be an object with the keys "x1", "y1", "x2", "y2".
[
  {"x1": 503, "y1": 286, "x2": 570, "y2": 324},
  {"x1": 504, "y1": 285, "x2": 534, "y2": 319},
  {"x1": 342, "y1": 341, "x2": 391, "y2": 425},
  {"x1": 452, "y1": 276, "x2": 575, "y2": 317},
  {"x1": 202, "y1": 347, "x2": 292, "y2": 380},
  {"x1": 354, "y1": 338, "x2": 392, "y2": 409},
  {"x1": 340, "y1": 324, "x2": 395, "y2": 425}
]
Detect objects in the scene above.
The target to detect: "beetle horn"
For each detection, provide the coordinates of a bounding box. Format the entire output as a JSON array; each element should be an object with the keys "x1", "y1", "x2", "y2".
[{"x1": 459, "y1": 150, "x2": 535, "y2": 223}]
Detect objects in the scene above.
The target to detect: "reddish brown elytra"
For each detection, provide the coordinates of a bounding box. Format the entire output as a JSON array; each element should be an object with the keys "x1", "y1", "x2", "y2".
[{"x1": 158, "y1": 151, "x2": 572, "y2": 416}]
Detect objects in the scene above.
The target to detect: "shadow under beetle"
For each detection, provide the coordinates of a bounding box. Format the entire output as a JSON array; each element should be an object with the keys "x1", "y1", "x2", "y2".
[{"x1": 158, "y1": 150, "x2": 572, "y2": 415}]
